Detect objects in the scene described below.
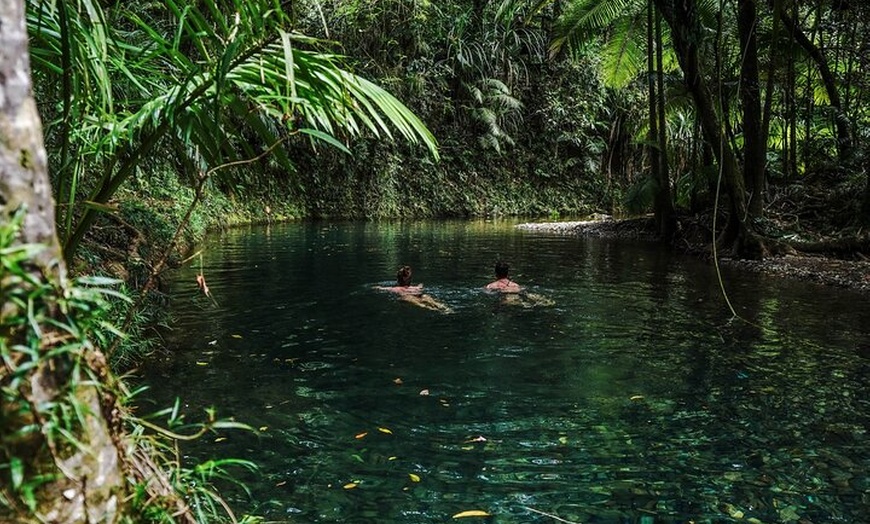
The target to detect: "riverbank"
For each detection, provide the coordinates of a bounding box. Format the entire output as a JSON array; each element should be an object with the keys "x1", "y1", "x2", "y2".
[{"x1": 517, "y1": 217, "x2": 870, "y2": 293}]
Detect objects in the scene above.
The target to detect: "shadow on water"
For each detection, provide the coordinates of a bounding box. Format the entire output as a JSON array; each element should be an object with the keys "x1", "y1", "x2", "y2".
[{"x1": 140, "y1": 220, "x2": 869, "y2": 523}]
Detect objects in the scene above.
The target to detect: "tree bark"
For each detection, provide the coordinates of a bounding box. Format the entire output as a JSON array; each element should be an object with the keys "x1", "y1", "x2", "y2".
[{"x1": 1, "y1": 1, "x2": 126, "y2": 521}]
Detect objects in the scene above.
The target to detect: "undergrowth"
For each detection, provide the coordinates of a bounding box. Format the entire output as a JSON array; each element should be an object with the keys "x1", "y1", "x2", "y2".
[{"x1": 0, "y1": 210, "x2": 258, "y2": 522}]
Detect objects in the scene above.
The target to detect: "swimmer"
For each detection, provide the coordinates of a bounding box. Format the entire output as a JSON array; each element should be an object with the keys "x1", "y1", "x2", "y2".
[{"x1": 377, "y1": 265, "x2": 452, "y2": 313}]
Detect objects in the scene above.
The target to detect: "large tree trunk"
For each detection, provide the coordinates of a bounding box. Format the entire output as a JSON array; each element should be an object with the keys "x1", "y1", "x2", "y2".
[
  {"x1": 654, "y1": 0, "x2": 764, "y2": 258},
  {"x1": 0, "y1": 2, "x2": 126, "y2": 521},
  {"x1": 738, "y1": 0, "x2": 765, "y2": 219}
]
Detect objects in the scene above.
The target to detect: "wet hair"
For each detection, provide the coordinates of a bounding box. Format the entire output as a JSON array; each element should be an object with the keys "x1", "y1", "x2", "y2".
[
  {"x1": 396, "y1": 265, "x2": 413, "y2": 286},
  {"x1": 494, "y1": 261, "x2": 510, "y2": 279}
]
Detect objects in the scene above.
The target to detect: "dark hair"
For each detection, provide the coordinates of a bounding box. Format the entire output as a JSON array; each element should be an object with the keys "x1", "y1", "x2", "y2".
[
  {"x1": 396, "y1": 265, "x2": 413, "y2": 286},
  {"x1": 494, "y1": 261, "x2": 510, "y2": 279}
]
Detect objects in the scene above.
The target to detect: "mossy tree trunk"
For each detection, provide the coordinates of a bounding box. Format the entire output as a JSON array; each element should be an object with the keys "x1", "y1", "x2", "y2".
[{"x1": 0, "y1": 1, "x2": 126, "y2": 521}]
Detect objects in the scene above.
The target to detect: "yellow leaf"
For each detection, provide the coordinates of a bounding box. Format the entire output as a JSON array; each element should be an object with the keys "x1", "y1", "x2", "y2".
[
  {"x1": 388, "y1": 456, "x2": 397, "y2": 461},
  {"x1": 196, "y1": 361, "x2": 208, "y2": 366},
  {"x1": 630, "y1": 395, "x2": 644, "y2": 401},
  {"x1": 378, "y1": 427, "x2": 393, "y2": 435},
  {"x1": 355, "y1": 432, "x2": 368, "y2": 439},
  {"x1": 558, "y1": 436, "x2": 568, "y2": 445},
  {"x1": 343, "y1": 482, "x2": 358, "y2": 490},
  {"x1": 259, "y1": 426, "x2": 268, "y2": 432},
  {"x1": 409, "y1": 473, "x2": 421, "y2": 482},
  {"x1": 231, "y1": 334, "x2": 243, "y2": 339},
  {"x1": 215, "y1": 437, "x2": 226, "y2": 443},
  {"x1": 452, "y1": 510, "x2": 490, "y2": 518}
]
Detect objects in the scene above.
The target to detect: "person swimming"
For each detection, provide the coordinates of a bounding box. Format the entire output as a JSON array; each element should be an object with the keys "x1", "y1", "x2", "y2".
[
  {"x1": 484, "y1": 261, "x2": 553, "y2": 307},
  {"x1": 485, "y1": 261, "x2": 523, "y2": 293},
  {"x1": 377, "y1": 265, "x2": 452, "y2": 313}
]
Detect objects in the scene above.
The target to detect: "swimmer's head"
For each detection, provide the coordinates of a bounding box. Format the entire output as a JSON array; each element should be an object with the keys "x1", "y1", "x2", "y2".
[
  {"x1": 396, "y1": 265, "x2": 413, "y2": 286},
  {"x1": 494, "y1": 261, "x2": 510, "y2": 279}
]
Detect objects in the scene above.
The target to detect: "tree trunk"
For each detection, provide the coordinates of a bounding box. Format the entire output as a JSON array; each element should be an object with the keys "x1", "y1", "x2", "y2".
[
  {"x1": 738, "y1": 0, "x2": 765, "y2": 218},
  {"x1": 0, "y1": 2, "x2": 126, "y2": 521},
  {"x1": 647, "y1": 0, "x2": 677, "y2": 242},
  {"x1": 654, "y1": 0, "x2": 763, "y2": 258}
]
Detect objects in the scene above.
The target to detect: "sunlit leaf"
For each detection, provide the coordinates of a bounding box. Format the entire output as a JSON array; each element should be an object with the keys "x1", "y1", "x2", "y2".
[
  {"x1": 343, "y1": 482, "x2": 358, "y2": 489},
  {"x1": 419, "y1": 389, "x2": 430, "y2": 396},
  {"x1": 355, "y1": 432, "x2": 368, "y2": 439},
  {"x1": 196, "y1": 361, "x2": 208, "y2": 366},
  {"x1": 258, "y1": 426, "x2": 268, "y2": 432},
  {"x1": 393, "y1": 377, "x2": 403, "y2": 385},
  {"x1": 409, "y1": 473, "x2": 421, "y2": 482},
  {"x1": 452, "y1": 510, "x2": 490, "y2": 518},
  {"x1": 630, "y1": 395, "x2": 644, "y2": 401},
  {"x1": 215, "y1": 437, "x2": 227, "y2": 442},
  {"x1": 231, "y1": 334, "x2": 243, "y2": 339},
  {"x1": 377, "y1": 427, "x2": 393, "y2": 435}
]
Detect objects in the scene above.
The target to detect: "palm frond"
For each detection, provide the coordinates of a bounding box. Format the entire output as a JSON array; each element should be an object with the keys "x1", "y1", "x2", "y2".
[{"x1": 551, "y1": 0, "x2": 641, "y2": 56}]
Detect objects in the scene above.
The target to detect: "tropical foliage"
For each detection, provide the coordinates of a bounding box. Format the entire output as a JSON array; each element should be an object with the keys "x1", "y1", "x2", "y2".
[{"x1": 28, "y1": 0, "x2": 439, "y2": 263}]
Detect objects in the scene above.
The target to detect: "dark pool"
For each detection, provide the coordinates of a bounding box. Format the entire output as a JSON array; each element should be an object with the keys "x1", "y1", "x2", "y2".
[{"x1": 140, "y1": 220, "x2": 869, "y2": 523}]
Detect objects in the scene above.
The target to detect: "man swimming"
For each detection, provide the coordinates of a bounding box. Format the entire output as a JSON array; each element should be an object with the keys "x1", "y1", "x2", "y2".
[{"x1": 485, "y1": 261, "x2": 522, "y2": 293}]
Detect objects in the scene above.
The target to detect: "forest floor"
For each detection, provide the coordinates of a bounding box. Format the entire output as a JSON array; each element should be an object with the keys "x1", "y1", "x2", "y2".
[{"x1": 517, "y1": 214, "x2": 870, "y2": 294}]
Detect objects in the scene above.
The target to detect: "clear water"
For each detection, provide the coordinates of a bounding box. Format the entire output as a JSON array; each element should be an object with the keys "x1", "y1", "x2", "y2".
[{"x1": 140, "y1": 220, "x2": 869, "y2": 523}]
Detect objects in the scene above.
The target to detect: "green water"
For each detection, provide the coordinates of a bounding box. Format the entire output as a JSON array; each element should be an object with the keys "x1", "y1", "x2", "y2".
[{"x1": 142, "y1": 220, "x2": 869, "y2": 523}]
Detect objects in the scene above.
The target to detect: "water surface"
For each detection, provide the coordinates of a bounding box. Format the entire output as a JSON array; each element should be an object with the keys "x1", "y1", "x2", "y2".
[{"x1": 142, "y1": 220, "x2": 869, "y2": 523}]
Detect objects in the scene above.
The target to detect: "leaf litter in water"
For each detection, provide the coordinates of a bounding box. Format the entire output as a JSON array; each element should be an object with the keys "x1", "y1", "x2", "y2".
[{"x1": 452, "y1": 510, "x2": 490, "y2": 518}]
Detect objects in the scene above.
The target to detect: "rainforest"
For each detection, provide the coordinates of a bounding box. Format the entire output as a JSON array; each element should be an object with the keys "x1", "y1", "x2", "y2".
[{"x1": 0, "y1": 0, "x2": 867, "y2": 523}]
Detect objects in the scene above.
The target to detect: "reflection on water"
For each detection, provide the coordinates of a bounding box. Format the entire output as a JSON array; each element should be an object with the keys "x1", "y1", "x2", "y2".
[{"x1": 141, "y1": 220, "x2": 869, "y2": 523}]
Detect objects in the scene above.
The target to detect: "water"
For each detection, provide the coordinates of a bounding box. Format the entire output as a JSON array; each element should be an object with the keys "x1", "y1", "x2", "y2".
[{"x1": 140, "y1": 220, "x2": 869, "y2": 523}]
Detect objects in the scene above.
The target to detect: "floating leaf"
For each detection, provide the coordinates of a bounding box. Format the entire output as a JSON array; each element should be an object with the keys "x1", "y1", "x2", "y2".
[
  {"x1": 388, "y1": 456, "x2": 397, "y2": 461},
  {"x1": 231, "y1": 334, "x2": 243, "y2": 339},
  {"x1": 215, "y1": 437, "x2": 227, "y2": 443},
  {"x1": 409, "y1": 473, "x2": 421, "y2": 482},
  {"x1": 419, "y1": 389, "x2": 430, "y2": 396},
  {"x1": 259, "y1": 426, "x2": 268, "y2": 432},
  {"x1": 558, "y1": 436, "x2": 569, "y2": 445},
  {"x1": 196, "y1": 361, "x2": 208, "y2": 366},
  {"x1": 343, "y1": 482, "x2": 358, "y2": 490},
  {"x1": 394, "y1": 377, "x2": 403, "y2": 385},
  {"x1": 452, "y1": 510, "x2": 490, "y2": 518},
  {"x1": 630, "y1": 395, "x2": 644, "y2": 401},
  {"x1": 378, "y1": 427, "x2": 393, "y2": 435},
  {"x1": 355, "y1": 432, "x2": 368, "y2": 439}
]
